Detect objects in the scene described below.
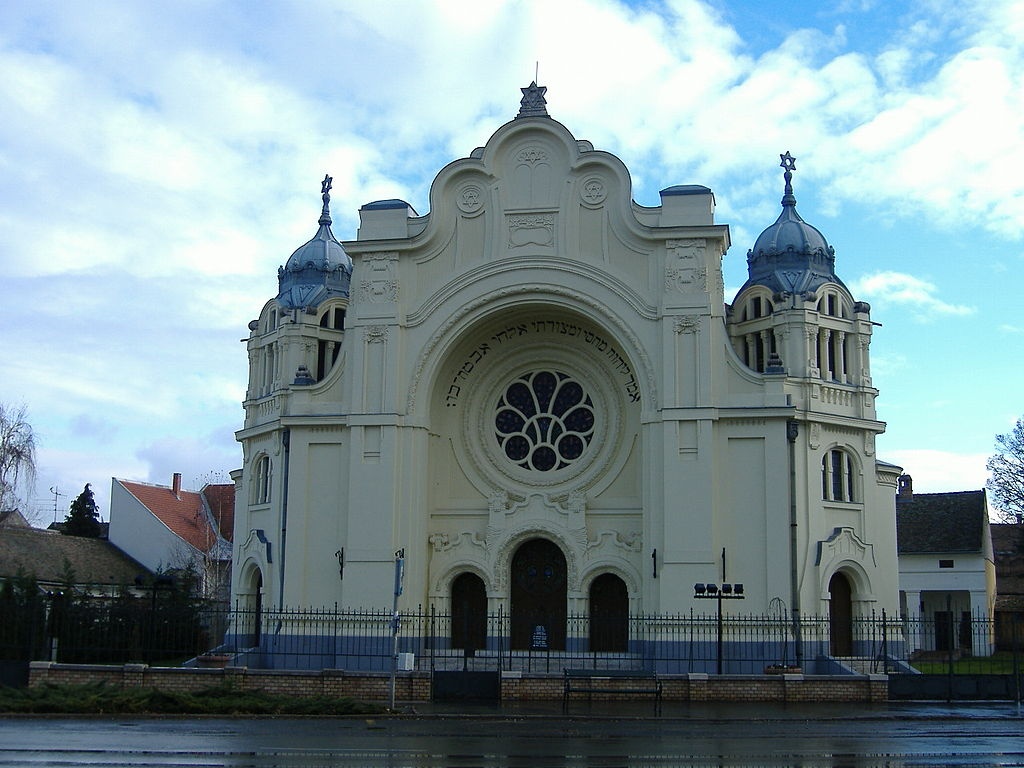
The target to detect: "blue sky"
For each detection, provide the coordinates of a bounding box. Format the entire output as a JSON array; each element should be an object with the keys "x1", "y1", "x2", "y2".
[{"x1": 1, "y1": 0, "x2": 1021, "y2": 522}]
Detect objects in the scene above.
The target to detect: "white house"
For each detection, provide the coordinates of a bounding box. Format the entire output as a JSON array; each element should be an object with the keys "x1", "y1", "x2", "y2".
[
  {"x1": 896, "y1": 475, "x2": 995, "y2": 656},
  {"x1": 109, "y1": 473, "x2": 234, "y2": 601},
  {"x1": 231, "y1": 83, "x2": 902, "y2": 670}
]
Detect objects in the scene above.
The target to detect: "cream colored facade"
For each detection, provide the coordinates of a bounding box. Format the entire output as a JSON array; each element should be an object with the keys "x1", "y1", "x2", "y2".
[{"x1": 232, "y1": 85, "x2": 901, "y2": 663}]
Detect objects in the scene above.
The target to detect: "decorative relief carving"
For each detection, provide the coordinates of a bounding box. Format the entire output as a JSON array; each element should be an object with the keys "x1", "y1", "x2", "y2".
[
  {"x1": 816, "y1": 526, "x2": 876, "y2": 568},
  {"x1": 429, "y1": 531, "x2": 486, "y2": 553},
  {"x1": 809, "y1": 422, "x2": 821, "y2": 450},
  {"x1": 457, "y1": 183, "x2": 484, "y2": 214},
  {"x1": 364, "y1": 326, "x2": 389, "y2": 343},
  {"x1": 516, "y1": 146, "x2": 548, "y2": 165},
  {"x1": 356, "y1": 252, "x2": 399, "y2": 303},
  {"x1": 567, "y1": 490, "x2": 586, "y2": 516},
  {"x1": 587, "y1": 530, "x2": 642, "y2": 551},
  {"x1": 673, "y1": 316, "x2": 700, "y2": 334},
  {"x1": 863, "y1": 432, "x2": 875, "y2": 457},
  {"x1": 665, "y1": 239, "x2": 707, "y2": 293},
  {"x1": 580, "y1": 176, "x2": 607, "y2": 205},
  {"x1": 488, "y1": 488, "x2": 510, "y2": 516},
  {"x1": 507, "y1": 213, "x2": 555, "y2": 248}
]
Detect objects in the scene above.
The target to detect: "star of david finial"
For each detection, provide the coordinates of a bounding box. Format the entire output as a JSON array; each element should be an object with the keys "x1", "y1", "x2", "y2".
[
  {"x1": 779, "y1": 152, "x2": 797, "y2": 206},
  {"x1": 319, "y1": 173, "x2": 333, "y2": 225},
  {"x1": 517, "y1": 81, "x2": 549, "y2": 119}
]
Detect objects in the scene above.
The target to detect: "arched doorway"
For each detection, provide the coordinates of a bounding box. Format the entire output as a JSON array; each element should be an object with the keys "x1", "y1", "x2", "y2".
[
  {"x1": 828, "y1": 571, "x2": 853, "y2": 656},
  {"x1": 511, "y1": 538, "x2": 567, "y2": 650},
  {"x1": 451, "y1": 572, "x2": 487, "y2": 651},
  {"x1": 589, "y1": 573, "x2": 628, "y2": 652},
  {"x1": 240, "y1": 568, "x2": 263, "y2": 647}
]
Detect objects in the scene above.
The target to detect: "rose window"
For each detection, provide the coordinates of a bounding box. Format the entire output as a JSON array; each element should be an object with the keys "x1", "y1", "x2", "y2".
[{"x1": 494, "y1": 371, "x2": 595, "y2": 472}]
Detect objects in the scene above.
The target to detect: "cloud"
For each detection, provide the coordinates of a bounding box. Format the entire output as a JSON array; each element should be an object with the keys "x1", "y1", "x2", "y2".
[
  {"x1": 849, "y1": 271, "x2": 975, "y2": 319},
  {"x1": 886, "y1": 449, "x2": 989, "y2": 493}
]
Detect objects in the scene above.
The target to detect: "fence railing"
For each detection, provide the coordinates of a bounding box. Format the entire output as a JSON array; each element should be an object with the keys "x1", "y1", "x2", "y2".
[{"x1": 2, "y1": 594, "x2": 1022, "y2": 676}]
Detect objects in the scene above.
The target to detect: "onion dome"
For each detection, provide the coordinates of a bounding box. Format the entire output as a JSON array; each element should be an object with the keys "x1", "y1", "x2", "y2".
[
  {"x1": 738, "y1": 153, "x2": 846, "y2": 297},
  {"x1": 277, "y1": 174, "x2": 352, "y2": 310}
]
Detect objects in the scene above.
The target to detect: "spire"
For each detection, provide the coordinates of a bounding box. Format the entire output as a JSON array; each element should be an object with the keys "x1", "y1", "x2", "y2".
[
  {"x1": 319, "y1": 173, "x2": 333, "y2": 226},
  {"x1": 779, "y1": 151, "x2": 797, "y2": 207},
  {"x1": 517, "y1": 81, "x2": 549, "y2": 118}
]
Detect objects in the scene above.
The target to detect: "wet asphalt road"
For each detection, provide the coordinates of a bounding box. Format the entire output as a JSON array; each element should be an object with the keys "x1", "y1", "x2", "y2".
[{"x1": 1, "y1": 702, "x2": 1023, "y2": 766}]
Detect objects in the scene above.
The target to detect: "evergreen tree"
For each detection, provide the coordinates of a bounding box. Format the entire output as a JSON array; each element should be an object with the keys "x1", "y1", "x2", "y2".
[{"x1": 63, "y1": 483, "x2": 101, "y2": 537}]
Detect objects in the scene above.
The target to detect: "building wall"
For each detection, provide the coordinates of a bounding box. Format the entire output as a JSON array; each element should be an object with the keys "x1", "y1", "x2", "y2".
[
  {"x1": 108, "y1": 481, "x2": 196, "y2": 574},
  {"x1": 231, "y1": 108, "x2": 901, "y2": 662}
]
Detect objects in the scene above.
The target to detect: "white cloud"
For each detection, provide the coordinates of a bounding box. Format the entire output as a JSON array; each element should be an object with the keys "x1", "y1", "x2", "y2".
[
  {"x1": 886, "y1": 449, "x2": 989, "y2": 493},
  {"x1": 850, "y1": 271, "x2": 975, "y2": 319}
]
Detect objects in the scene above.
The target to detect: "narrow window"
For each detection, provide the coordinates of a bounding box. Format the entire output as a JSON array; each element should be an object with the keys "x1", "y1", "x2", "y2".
[{"x1": 254, "y1": 456, "x2": 271, "y2": 504}]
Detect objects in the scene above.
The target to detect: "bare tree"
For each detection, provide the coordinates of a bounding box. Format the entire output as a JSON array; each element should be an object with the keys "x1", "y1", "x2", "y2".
[
  {"x1": 987, "y1": 417, "x2": 1024, "y2": 523},
  {"x1": 0, "y1": 403, "x2": 37, "y2": 512}
]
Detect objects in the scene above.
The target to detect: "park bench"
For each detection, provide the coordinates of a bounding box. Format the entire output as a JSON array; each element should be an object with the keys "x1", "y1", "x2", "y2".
[{"x1": 562, "y1": 668, "x2": 662, "y2": 713}]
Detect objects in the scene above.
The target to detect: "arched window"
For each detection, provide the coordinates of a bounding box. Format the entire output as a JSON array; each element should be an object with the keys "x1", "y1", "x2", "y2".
[
  {"x1": 253, "y1": 455, "x2": 271, "y2": 504},
  {"x1": 821, "y1": 448, "x2": 856, "y2": 502}
]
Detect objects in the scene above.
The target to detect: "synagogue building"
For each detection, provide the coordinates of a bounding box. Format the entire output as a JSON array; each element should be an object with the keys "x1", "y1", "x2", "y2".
[{"x1": 231, "y1": 84, "x2": 901, "y2": 670}]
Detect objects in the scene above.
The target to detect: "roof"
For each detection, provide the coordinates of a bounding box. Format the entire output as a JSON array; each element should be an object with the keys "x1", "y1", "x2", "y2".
[
  {"x1": 897, "y1": 490, "x2": 989, "y2": 554},
  {"x1": 116, "y1": 479, "x2": 234, "y2": 553},
  {"x1": 0, "y1": 509, "x2": 30, "y2": 528},
  {"x1": 201, "y1": 483, "x2": 235, "y2": 543},
  {"x1": 991, "y1": 523, "x2": 1024, "y2": 597},
  {"x1": 0, "y1": 526, "x2": 147, "y2": 586},
  {"x1": 738, "y1": 153, "x2": 845, "y2": 298}
]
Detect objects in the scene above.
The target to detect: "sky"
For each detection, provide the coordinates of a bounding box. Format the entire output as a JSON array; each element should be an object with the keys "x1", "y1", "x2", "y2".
[{"x1": 1, "y1": 0, "x2": 1021, "y2": 524}]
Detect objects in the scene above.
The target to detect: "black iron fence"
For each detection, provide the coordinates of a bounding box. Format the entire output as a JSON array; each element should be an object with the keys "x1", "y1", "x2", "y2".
[{"x1": 3, "y1": 591, "x2": 1023, "y2": 678}]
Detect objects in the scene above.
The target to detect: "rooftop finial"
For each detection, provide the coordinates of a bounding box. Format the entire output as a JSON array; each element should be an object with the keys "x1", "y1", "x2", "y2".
[
  {"x1": 779, "y1": 151, "x2": 797, "y2": 207},
  {"x1": 517, "y1": 81, "x2": 549, "y2": 119},
  {"x1": 320, "y1": 173, "x2": 333, "y2": 225}
]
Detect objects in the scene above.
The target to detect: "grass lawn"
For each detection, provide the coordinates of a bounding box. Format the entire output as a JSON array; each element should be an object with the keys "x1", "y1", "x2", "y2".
[
  {"x1": 912, "y1": 652, "x2": 1024, "y2": 675},
  {"x1": 0, "y1": 682, "x2": 385, "y2": 715}
]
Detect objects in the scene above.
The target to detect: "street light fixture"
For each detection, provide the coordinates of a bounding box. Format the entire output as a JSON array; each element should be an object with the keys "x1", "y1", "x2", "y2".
[{"x1": 693, "y1": 549, "x2": 745, "y2": 674}]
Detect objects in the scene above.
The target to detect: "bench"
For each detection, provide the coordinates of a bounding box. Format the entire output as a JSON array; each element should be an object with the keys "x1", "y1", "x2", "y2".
[{"x1": 562, "y1": 668, "x2": 662, "y2": 713}]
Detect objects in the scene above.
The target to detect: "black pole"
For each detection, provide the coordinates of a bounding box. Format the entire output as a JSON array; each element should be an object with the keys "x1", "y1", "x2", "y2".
[{"x1": 716, "y1": 593, "x2": 723, "y2": 675}]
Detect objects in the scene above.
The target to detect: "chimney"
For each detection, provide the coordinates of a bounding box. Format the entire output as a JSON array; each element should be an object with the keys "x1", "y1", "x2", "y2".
[
  {"x1": 897, "y1": 473, "x2": 913, "y2": 502},
  {"x1": 172, "y1": 472, "x2": 182, "y2": 499}
]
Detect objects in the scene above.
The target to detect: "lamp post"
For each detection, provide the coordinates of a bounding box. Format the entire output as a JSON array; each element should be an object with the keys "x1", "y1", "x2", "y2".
[{"x1": 694, "y1": 548, "x2": 744, "y2": 674}]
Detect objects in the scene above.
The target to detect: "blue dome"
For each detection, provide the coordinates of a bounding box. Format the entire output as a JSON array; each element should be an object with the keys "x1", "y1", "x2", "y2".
[
  {"x1": 738, "y1": 153, "x2": 845, "y2": 297},
  {"x1": 277, "y1": 176, "x2": 352, "y2": 310}
]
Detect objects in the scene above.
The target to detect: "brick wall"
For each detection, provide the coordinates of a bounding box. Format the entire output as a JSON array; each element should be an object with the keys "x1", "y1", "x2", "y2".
[{"x1": 29, "y1": 663, "x2": 886, "y2": 704}]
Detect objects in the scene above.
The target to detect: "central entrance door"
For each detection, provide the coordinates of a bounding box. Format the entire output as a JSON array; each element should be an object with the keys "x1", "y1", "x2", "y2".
[{"x1": 511, "y1": 538, "x2": 567, "y2": 650}]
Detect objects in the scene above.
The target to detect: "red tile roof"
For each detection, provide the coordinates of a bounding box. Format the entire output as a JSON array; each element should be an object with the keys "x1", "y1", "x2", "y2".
[
  {"x1": 118, "y1": 479, "x2": 233, "y2": 553},
  {"x1": 201, "y1": 483, "x2": 235, "y2": 543}
]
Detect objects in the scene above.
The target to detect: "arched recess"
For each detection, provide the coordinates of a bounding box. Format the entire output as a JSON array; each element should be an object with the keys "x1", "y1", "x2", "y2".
[
  {"x1": 511, "y1": 538, "x2": 567, "y2": 651},
  {"x1": 451, "y1": 572, "x2": 487, "y2": 651},
  {"x1": 589, "y1": 573, "x2": 629, "y2": 652},
  {"x1": 237, "y1": 565, "x2": 264, "y2": 647},
  {"x1": 828, "y1": 571, "x2": 853, "y2": 656}
]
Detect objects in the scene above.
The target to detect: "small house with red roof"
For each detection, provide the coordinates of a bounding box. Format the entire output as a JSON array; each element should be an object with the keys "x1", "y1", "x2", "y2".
[{"x1": 108, "y1": 473, "x2": 234, "y2": 601}]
